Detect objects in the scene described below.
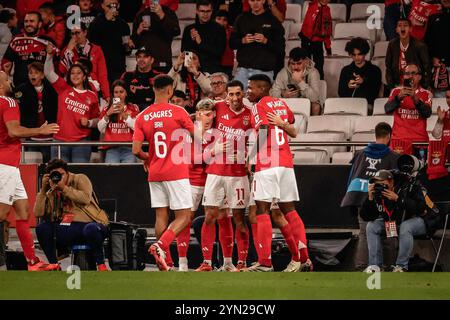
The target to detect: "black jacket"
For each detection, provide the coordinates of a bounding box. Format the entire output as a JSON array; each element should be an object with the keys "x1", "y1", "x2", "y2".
[
  {"x1": 120, "y1": 69, "x2": 161, "y2": 111},
  {"x1": 88, "y1": 14, "x2": 130, "y2": 75},
  {"x1": 385, "y1": 37, "x2": 430, "y2": 89},
  {"x1": 230, "y1": 11, "x2": 285, "y2": 72},
  {"x1": 181, "y1": 19, "x2": 227, "y2": 74},
  {"x1": 360, "y1": 179, "x2": 427, "y2": 225},
  {"x1": 338, "y1": 61, "x2": 382, "y2": 105},
  {"x1": 15, "y1": 80, "x2": 58, "y2": 129},
  {"x1": 132, "y1": 7, "x2": 180, "y2": 71},
  {"x1": 425, "y1": 7, "x2": 450, "y2": 64}
]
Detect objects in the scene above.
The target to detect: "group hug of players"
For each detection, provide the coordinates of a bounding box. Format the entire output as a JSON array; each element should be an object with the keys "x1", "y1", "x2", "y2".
[{"x1": 132, "y1": 73, "x2": 312, "y2": 272}]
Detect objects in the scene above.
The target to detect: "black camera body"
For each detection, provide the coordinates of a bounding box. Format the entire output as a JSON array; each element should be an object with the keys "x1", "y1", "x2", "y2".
[
  {"x1": 373, "y1": 183, "x2": 387, "y2": 200},
  {"x1": 403, "y1": 78, "x2": 413, "y2": 88},
  {"x1": 49, "y1": 171, "x2": 62, "y2": 184}
]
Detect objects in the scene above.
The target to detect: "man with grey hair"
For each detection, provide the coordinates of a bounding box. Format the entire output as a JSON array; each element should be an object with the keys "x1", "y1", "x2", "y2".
[{"x1": 208, "y1": 72, "x2": 228, "y2": 101}]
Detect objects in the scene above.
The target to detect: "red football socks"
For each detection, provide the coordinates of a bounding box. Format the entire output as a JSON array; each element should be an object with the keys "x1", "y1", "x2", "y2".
[
  {"x1": 256, "y1": 214, "x2": 273, "y2": 267},
  {"x1": 286, "y1": 211, "x2": 309, "y2": 263},
  {"x1": 15, "y1": 219, "x2": 37, "y2": 262},
  {"x1": 217, "y1": 216, "x2": 234, "y2": 259},
  {"x1": 251, "y1": 223, "x2": 259, "y2": 259},
  {"x1": 176, "y1": 222, "x2": 191, "y2": 258},
  {"x1": 235, "y1": 227, "x2": 249, "y2": 263},
  {"x1": 280, "y1": 224, "x2": 300, "y2": 262},
  {"x1": 201, "y1": 222, "x2": 216, "y2": 261}
]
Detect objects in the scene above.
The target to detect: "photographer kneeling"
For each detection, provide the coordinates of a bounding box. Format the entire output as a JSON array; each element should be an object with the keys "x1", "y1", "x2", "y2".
[
  {"x1": 34, "y1": 159, "x2": 109, "y2": 271},
  {"x1": 362, "y1": 169, "x2": 428, "y2": 272}
]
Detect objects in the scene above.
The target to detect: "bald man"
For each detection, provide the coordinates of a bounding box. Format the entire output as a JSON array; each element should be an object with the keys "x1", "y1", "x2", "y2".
[{"x1": 0, "y1": 71, "x2": 59, "y2": 271}]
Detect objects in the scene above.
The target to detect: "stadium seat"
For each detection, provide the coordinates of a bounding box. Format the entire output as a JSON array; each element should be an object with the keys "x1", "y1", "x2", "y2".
[
  {"x1": 324, "y1": 98, "x2": 368, "y2": 116},
  {"x1": 432, "y1": 98, "x2": 448, "y2": 114},
  {"x1": 349, "y1": 3, "x2": 385, "y2": 22},
  {"x1": 283, "y1": 98, "x2": 311, "y2": 116},
  {"x1": 427, "y1": 115, "x2": 438, "y2": 132},
  {"x1": 307, "y1": 115, "x2": 354, "y2": 139},
  {"x1": 171, "y1": 38, "x2": 181, "y2": 58},
  {"x1": 334, "y1": 23, "x2": 375, "y2": 42},
  {"x1": 292, "y1": 148, "x2": 330, "y2": 164},
  {"x1": 175, "y1": 19, "x2": 194, "y2": 40},
  {"x1": 286, "y1": 4, "x2": 302, "y2": 23},
  {"x1": 323, "y1": 57, "x2": 352, "y2": 98},
  {"x1": 126, "y1": 55, "x2": 137, "y2": 72},
  {"x1": 373, "y1": 41, "x2": 389, "y2": 59},
  {"x1": 23, "y1": 151, "x2": 43, "y2": 164},
  {"x1": 176, "y1": 3, "x2": 197, "y2": 20},
  {"x1": 351, "y1": 132, "x2": 375, "y2": 150},
  {"x1": 353, "y1": 115, "x2": 394, "y2": 134},
  {"x1": 302, "y1": 1, "x2": 310, "y2": 21},
  {"x1": 288, "y1": 22, "x2": 302, "y2": 40},
  {"x1": 285, "y1": 39, "x2": 301, "y2": 57},
  {"x1": 329, "y1": 3, "x2": 347, "y2": 22},
  {"x1": 331, "y1": 39, "x2": 372, "y2": 59},
  {"x1": 332, "y1": 152, "x2": 353, "y2": 164},
  {"x1": 291, "y1": 132, "x2": 347, "y2": 157},
  {"x1": 283, "y1": 20, "x2": 292, "y2": 40},
  {"x1": 372, "y1": 98, "x2": 389, "y2": 115},
  {"x1": 293, "y1": 113, "x2": 308, "y2": 134},
  {"x1": 319, "y1": 80, "x2": 327, "y2": 106}
]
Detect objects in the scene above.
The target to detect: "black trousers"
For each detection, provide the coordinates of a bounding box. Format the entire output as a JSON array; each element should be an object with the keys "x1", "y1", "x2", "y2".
[{"x1": 300, "y1": 34, "x2": 325, "y2": 80}]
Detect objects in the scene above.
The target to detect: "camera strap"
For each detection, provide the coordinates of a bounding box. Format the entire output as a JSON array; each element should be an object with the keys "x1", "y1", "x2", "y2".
[{"x1": 382, "y1": 200, "x2": 398, "y2": 238}]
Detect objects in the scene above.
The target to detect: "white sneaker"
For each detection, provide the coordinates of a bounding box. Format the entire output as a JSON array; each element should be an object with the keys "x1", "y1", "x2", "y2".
[
  {"x1": 178, "y1": 263, "x2": 189, "y2": 272},
  {"x1": 364, "y1": 265, "x2": 381, "y2": 273},
  {"x1": 242, "y1": 263, "x2": 274, "y2": 272},
  {"x1": 391, "y1": 265, "x2": 406, "y2": 272},
  {"x1": 0, "y1": 264, "x2": 6, "y2": 271},
  {"x1": 299, "y1": 259, "x2": 314, "y2": 272},
  {"x1": 283, "y1": 260, "x2": 301, "y2": 272},
  {"x1": 218, "y1": 263, "x2": 238, "y2": 272}
]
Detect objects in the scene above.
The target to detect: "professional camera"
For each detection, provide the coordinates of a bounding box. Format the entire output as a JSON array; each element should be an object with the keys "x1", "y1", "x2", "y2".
[
  {"x1": 373, "y1": 183, "x2": 387, "y2": 200},
  {"x1": 398, "y1": 154, "x2": 424, "y2": 176},
  {"x1": 49, "y1": 171, "x2": 62, "y2": 184}
]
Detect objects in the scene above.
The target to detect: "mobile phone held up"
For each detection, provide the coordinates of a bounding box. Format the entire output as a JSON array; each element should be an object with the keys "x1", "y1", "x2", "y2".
[
  {"x1": 403, "y1": 78, "x2": 413, "y2": 88},
  {"x1": 113, "y1": 97, "x2": 121, "y2": 105},
  {"x1": 184, "y1": 51, "x2": 193, "y2": 68}
]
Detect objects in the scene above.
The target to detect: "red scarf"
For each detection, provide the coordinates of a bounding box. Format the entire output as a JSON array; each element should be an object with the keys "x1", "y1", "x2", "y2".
[
  {"x1": 427, "y1": 113, "x2": 450, "y2": 180},
  {"x1": 391, "y1": 138, "x2": 413, "y2": 155}
]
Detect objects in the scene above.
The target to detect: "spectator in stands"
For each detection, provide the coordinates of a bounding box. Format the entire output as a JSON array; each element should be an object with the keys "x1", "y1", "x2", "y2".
[
  {"x1": 98, "y1": 80, "x2": 140, "y2": 163},
  {"x1": 425, "y1": 0, "x2": 450, "y2": 97},
  {"x1": 384, "y1": 0, "x2": 411, "y2": 41},
  {"x1": 432, "y1": 89, "x2": 450, "y2": 140},
  {"x1": 35, "y1": 158, "x2": 110, "y2": 271},
  {"x1": 181, "y1": 0, "x2": 226, "y2": 74},
  {"x1": 15, "y1": 62, "x2": 58, "y2": 163},
  {"x1": 338, "y1": 37, "x2": 382, "y2": 106},
  {"x1": 59, "y1": 23, "x2": 110, "y2": 102},
  {"x1": 15, "y1": 0, "x2": 49, "y2": 21},
  {"x1": 208, "y1": 72, "x2": 228, "y2": 101},
  {"x1": 341, "y1": 122, "x2": 399, "y2": 271},
  {"x1": 168, "y1": 51, "x2": 212, "y2": 109},
  {"x1": 271, "y1": 47, "x2": 321, "y2": 115},
  {"x1": 299, "y1": 0, "x2": 332, "y2": 80},
  {"x1": 409, "y1": 0, "x2": 442, "y2": 41},
  {"x1": 170, "y1": 89, "x2": 194, "y2": 114},
  {"x1": 45, "y1": 44, "x2": 100, "y2": 163},
  {"x1": 89, "y1": 0, "x2": 131, "y2": 85},
  {"x1": 120, "y1": 46, "x2": 160, "y2": 111},
  {"x1": 1, "y1": 11, "x2": 55, "y2": 88},
  {"x1": 230, "y1": 0, "x2": 285, "y2": 89},
  {"x1": 131, "y1": 0, "x2": 180, "y2": 73},
  {"x1": 0, "y1": 8, "x2": 17, "y2": 61},
  {"x1": 215, "y1": 0, "x2": 243, "y2": 26},
  {"x1": 385, "y1": 63, "x2": 432, "y2": 150},
  {"x1": 386, "y1": 18, "x2": 430, "y2": 90},
  {"x1": 39, "y1": 2, "x2": 66, "y2": 48},
  {"x1": 362, "y1": 169, "x2": 428, "y2": 272},
  {"x1": 78, "y1": 0, "x2": 100, "y2": 29},
  {"x1": 242, "y1": 0, "x2": 286, "y2": 22},
  {"x1": 215, "y1": 10, "x2": 235, "y2": 79}
]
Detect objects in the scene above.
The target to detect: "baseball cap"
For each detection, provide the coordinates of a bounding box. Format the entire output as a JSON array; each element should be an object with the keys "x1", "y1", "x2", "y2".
[
  {"x1": 371, "y1": 170, "x2": 394, "y2": 182},
  {"x1": 135, "y1": 46, "x2": 153, "y2": 57}
]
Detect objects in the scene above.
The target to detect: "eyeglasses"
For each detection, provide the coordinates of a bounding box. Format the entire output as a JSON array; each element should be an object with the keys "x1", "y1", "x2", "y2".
[
  {"x1": 211, "y1": 81, "x2": 225, "y2": 86},
  {"x1": 403, "y1": 71, "x2": 420, "y2": 76}
]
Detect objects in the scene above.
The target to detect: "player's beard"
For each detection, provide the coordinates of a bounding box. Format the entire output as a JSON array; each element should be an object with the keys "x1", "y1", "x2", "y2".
[{"x1": 25, "y1": 27, "x2": 39, "y2": 37}]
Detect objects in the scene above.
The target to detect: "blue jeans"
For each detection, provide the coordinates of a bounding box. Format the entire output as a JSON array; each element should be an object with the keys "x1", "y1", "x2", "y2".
[
  {"x1": 234, "y1": 68, "x2": 274, "y2": 90},
  {"x1": 36, "y1": 221, "x2": 108, "y2": 265},
  {"x1": 366, "y1": 217, "x2": 426, "y2": 269},
  {"x1": 105, "y1": 147, "x2": 137, "y2": 163},
  {"x1": 51, "y1": 139, "x2": 91, "y2": 163}
]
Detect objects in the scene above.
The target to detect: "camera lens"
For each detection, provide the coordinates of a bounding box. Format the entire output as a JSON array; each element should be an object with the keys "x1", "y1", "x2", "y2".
[{"x1": 49, "y1": 171, "x2": 62, "y2": 183}]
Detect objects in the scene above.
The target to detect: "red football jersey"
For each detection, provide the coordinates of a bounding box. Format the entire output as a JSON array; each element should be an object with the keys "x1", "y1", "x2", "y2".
[
  {"x1": 133, "y1": 103, "x2": 195, "y2": 182},
  {"x1": 409, "y1": 0, "x2": 441, "y2": 40},
  {"x1": 388, "y1": 87, "x2": 432, "y2": 142},
  {"x1": 0, "y1": 96, "x2": 21, "y2": 167},
  {"x1": 206, "y1": 101, "x2": 252, "y2": 177},
  {"x1": 52, "y1": 77, "x2": 100, "y2": 142},
  {"x1": 189, "y1": 133, "x2": 212, "y2": 187},
  {"x1": 250, "y1": 96, "x2": 295, "y2": 172},
  {"x1": 99, "y1": 104, "x2": 140, "y2": 147}
]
